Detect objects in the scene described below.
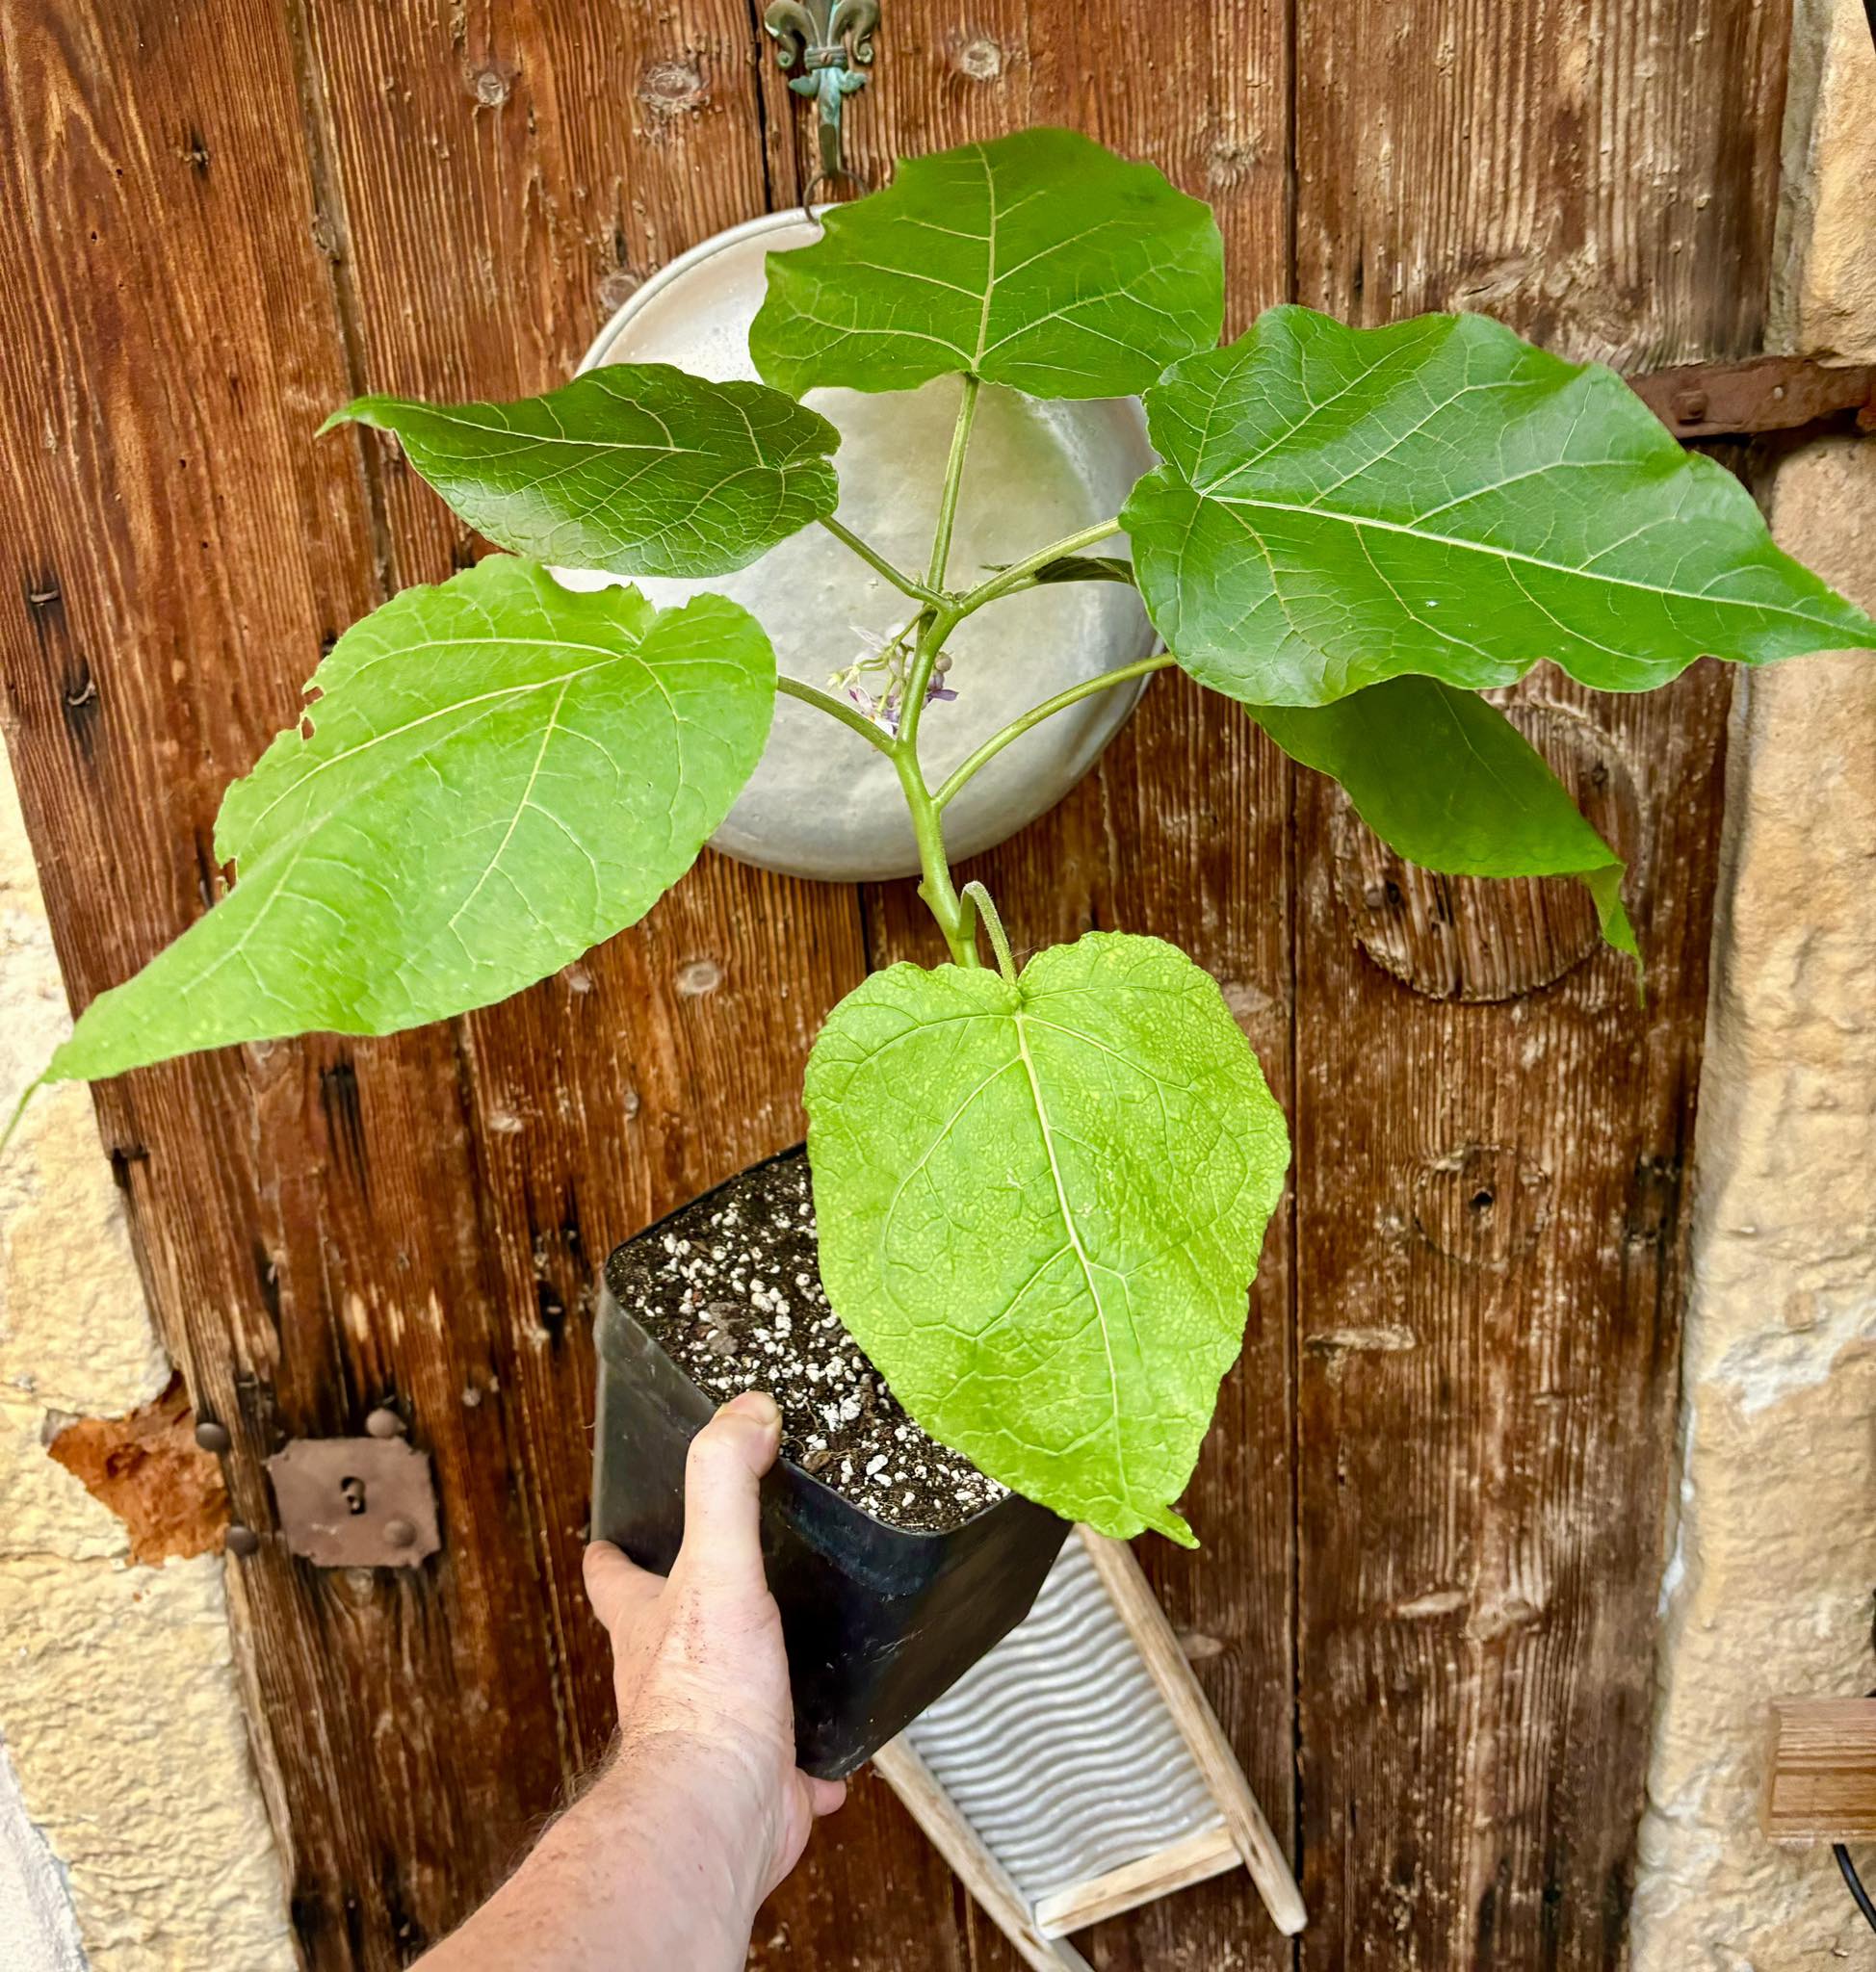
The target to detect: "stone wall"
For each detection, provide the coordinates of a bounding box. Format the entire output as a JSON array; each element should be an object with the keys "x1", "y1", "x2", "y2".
[{"x1": 1630, "y1": 443, "x2": 1876, "y2": 1964}]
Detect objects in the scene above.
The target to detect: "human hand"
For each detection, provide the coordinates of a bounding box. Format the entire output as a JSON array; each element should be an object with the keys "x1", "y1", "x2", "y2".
[{"x1": 583, "y1": 1391, "x2": 846, "y2": 1920}]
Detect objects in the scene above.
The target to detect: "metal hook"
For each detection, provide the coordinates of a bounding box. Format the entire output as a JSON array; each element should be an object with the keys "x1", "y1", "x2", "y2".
[
  {"x1": 764, "y1": 0, "x2": 878, "y2": 189},
  {"x1": 800, "y1": 163, "x2": 874, "y2": 229}
]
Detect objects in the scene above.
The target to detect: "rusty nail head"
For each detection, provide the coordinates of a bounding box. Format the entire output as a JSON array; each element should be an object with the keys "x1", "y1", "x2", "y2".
[
  {"x1": 364, "y1": 1407, "x2": 405, "y2": 1440},
  {"x1": 225, "y1": 1524, "x2": 261, "y2": 1556},
  {"x1": 1672, "y1": 388, "x2": 1709, "y2": 423},
  {"x1": 195, "y1": 1419, "x2": 232, "y2": 1454},
  {"x1": 383, "y1": 1517, "x2": 418, "y2": 1549}
]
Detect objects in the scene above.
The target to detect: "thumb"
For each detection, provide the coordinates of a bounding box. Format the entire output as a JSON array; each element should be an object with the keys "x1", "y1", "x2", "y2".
[
  {"x1": 583, "y1": 1540, "x2": 661, "y2": 1636},
  {"x1": 677, "y1": 1390, "x2": 780, "y2": 1596}
]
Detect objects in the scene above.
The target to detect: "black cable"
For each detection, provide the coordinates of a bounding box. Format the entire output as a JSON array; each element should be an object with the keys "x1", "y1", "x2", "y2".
[
  {"x1": 1835, "y1": 1844, "x2": 1876, "y2": 1933},
  {"x1": 1834, "y1": 1675, "x2": 1876, "y2": 1933}
]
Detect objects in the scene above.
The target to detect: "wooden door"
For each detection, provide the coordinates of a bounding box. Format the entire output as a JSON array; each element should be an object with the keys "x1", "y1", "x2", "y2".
[{"x1": 0, "y1": 3, "x2": 1788, "y2": 1965}]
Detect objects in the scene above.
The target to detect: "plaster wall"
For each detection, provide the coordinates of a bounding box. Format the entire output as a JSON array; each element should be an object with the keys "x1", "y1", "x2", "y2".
[{"x1": 0, "y1": 748, "x2": 292, "y2": 1969}]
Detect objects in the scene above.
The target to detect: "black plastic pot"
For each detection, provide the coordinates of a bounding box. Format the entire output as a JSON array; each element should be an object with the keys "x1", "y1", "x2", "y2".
[{"x1": 590, "y1": 1149, "x2": 1069, "y2": 1780}]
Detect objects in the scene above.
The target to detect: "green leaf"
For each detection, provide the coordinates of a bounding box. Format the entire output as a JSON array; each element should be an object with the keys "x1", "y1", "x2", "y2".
[
  {"x1": 750, "y1": 127, "x2": 1223, "y2": 400},
  {"x1": 804, "y1": 932, "x2": 1290, "y2": 1544},
  {"x1": 326, "y1": 365, "x2": 840, "y2": 579},
  {"x1": 1250, "y1": 678, "x2": 1637, "y2": 958},
  {"x1": 48, "y1": 558, "x2": 773, "y2": 1083},
  {"x1": 1123, "y1": 305, "x2": 1876, "y2": 708},
  {"x1": 1013, "y1": 553, "x2": 1138, "y2": 589}
]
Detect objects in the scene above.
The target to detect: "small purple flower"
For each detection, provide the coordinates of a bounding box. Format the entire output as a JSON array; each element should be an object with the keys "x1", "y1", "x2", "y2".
[{"x1": 830, "y1": 620, "x2": 957, "y2": 736}]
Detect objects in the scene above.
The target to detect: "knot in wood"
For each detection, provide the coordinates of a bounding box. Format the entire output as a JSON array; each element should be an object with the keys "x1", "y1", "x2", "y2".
[
  {"x1": 952, "y1": 37, "x2": 1004, "y2": 82},
  {"x1": 1413, "y1": 1143, "x2": 1551, "y2": 1269},
  {"x1": 1332, "y1": 698, "x2": 1638, "y2": 1002},
  {"x1": 638, "y1": 58, "x2": 706, "y2": 115}
]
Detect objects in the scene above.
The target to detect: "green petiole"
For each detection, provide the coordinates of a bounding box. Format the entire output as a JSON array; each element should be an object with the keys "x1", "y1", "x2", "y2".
[{"x1": 802, "y1": 381, "x2": 1133, "y2": 970}]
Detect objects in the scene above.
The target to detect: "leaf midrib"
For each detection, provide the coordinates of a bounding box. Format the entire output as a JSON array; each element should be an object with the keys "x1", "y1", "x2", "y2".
[
  {"x1": 227, "y1": 634, "x2": 675, "y2": 856},
  {"x1": 407, "y1": 406, "x2": 687, "y2": 455},
  {"x1": 1193, "y1": 483, "x2": 1841, "y2": 624},
  {"x1": 1010, "y1": 1006, "x2": 1131, "y2": 1507}
]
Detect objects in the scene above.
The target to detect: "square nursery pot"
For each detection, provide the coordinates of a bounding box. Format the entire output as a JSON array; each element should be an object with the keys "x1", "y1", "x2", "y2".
[{"x1": 591, "y1": 1146, "x2": 1069, "y2": 1780}]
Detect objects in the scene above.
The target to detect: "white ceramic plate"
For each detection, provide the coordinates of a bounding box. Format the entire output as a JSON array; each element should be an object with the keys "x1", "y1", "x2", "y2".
[{"x1": 556, "y1": 211, "x2": 1158, "y2": 885}]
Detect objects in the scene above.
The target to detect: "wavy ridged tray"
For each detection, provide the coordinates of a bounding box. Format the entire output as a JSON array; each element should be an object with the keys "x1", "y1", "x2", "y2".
[{"x1": 873, "y1": 1526, "x2": 1305, "y2": 1968}]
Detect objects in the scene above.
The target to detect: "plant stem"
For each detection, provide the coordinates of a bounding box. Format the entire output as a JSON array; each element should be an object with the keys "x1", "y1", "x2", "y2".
[
  {"x1": 954, "y1": 516, "x2": 1124, "y2": 616},
  {"x1": 933, "y1": 654, "x2": 1175, "y2": 808},
  {"x1": 962, "y1": 882, "x2": 1015, "y2": 985},
  {"x1": 818, "y1": 516, "x2": 943, "y2": 607},
  {"x1": 925, "y1": 376, "x2": 981, "y2": 595},
  {"x1": 895, "y1": 745, "x2": 978, "y2": 966},
  {"x1": 775, "y1": 675, "x2": 899, "y2": 756},
  {"x1": 879, "y1": 376, "x2": 989, "y2": 966},
  {"x1": 898, "y1": 376, "x2": 982, "y2": 760}
]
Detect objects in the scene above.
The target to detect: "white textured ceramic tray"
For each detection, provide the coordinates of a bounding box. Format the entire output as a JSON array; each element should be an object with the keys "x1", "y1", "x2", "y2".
[{"x1": 555, "y1": 211, "x2": 1158, "y2": 884}]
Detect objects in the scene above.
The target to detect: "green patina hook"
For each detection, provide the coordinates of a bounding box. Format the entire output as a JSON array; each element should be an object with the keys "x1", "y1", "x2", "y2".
[{"x1": 763, "y1": 0, "x2": 878, "y2": 187}]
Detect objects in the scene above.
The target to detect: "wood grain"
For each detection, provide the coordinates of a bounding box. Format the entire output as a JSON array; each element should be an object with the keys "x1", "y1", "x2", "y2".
[
  {"x1": 1291, "y1": 665, "x2": 1730, "y2": 1971},
  {"x1": 1295, "y1": 0, "x2": 1792, "y2": 368},
  {"x1": 0, "y1": 0, "x2": 1782, "y2": 1965},
  {"x1": 2, "y1": 3, "x2": 867, "y2": 1965},
  {"x1": 1288, "y1": 3, "x2": 1775, "y2": 1956},
  {"x1": 829, "y1": 13, "x2": 1296, "y2": 1965},
  {"x1": 1764, "y1": 1699, "x2": 1876, "y2": 1843}
]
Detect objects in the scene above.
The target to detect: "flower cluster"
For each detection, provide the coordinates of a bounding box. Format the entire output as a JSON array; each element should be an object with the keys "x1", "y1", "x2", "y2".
[{"x1": 828, "y1": 621, "x2": 955, "y2": 737}]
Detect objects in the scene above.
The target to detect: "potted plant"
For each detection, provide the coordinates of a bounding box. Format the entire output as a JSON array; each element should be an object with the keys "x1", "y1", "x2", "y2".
[{"x1": 17, "y1": 127, "x2": 1874, "y2": 1776}]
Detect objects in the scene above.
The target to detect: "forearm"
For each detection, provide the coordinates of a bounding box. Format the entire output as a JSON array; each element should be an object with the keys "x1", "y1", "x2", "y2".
[{"x1": 418, "y1": 1747, "x2": 767, "y2": 1972}]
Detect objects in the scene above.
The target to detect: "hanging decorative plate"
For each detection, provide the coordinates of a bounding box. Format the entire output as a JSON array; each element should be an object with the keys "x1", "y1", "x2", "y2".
[{"x1": 558, "y1": 211, "x2": 1158, "y2": 884}]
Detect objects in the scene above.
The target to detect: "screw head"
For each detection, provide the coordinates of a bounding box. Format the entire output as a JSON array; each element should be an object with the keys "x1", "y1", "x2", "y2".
[
  {"x1": 383, "y1": 1517, "x2": 418, "y2": 1550},
  {"x1": 1672, "y1": 387, "x2": 1709, "y2": 424},
  {"x1": 194, "y1": 1420, "x2": 232, "y2": 1454},
  {"x1": 225, "y1": 1524, "x2": 261, "y2": 1557},
  {"x1": 364, "y1": 1407, "x2": 405, "y2": 1440}
]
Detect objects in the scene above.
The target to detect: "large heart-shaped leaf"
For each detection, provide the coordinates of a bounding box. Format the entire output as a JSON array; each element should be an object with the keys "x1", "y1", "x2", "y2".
[
  {"x1": 1124, "y1": 306, "x2": 1876, "y2": 707},
  {"x1": 326, "y1": 365, "x2": 840, "y2": 578},
  {"x1": 804, "y1": 932, "x2": 1290, "y2": 1544},
  {"x1": 1251, "y1": 678, "x2": 1636, "y2": 958},
  {"x1": 750, "y1": 127, "x2": 1223, "y2": 400},
  {"x1": 48, "y1": 558, "x2": 773, "y2": 1082}
]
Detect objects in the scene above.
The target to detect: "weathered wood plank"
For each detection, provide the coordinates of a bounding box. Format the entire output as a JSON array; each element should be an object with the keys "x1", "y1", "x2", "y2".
[
  {"x1": 814, "y1": 8, "x2": 1298, "y2": 1966},
  {"x1": 277, "y1": 1, "x2": 875, "y2": 1959},
  {"x1": 1290, "y1": 0, "x2": 1775, "y2": 1959},
  {"x1": 1, "y1": 2, "x2": 1785, "y2": 1966},
  {"x1": 1290, "y1": 665, "x2": 1729, "y2": 1968},
  {"x1": 1, "y1": 2, "x2": 869, "y2": 1965},
  {"x1": 1295, "y1": 0, "x2": 1792, "y2": 368}
]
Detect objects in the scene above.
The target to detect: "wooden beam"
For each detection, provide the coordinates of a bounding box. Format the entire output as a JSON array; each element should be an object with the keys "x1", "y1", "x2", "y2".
[{"x1": 1764, "y1": 1699, "x2": 1876, "y2": 1844}]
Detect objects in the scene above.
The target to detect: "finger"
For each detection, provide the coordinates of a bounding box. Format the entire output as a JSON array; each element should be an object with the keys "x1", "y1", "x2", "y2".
[
  {"x1": 677, "y1": 1390, "x2": 781, "y2": 1596},
  {"x1": 805, "y1": 1774, "x2": 847, "y2": 1818},
  {"x1": 582, "y1": 1541, "x2": 662, "y2": 1635}
]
